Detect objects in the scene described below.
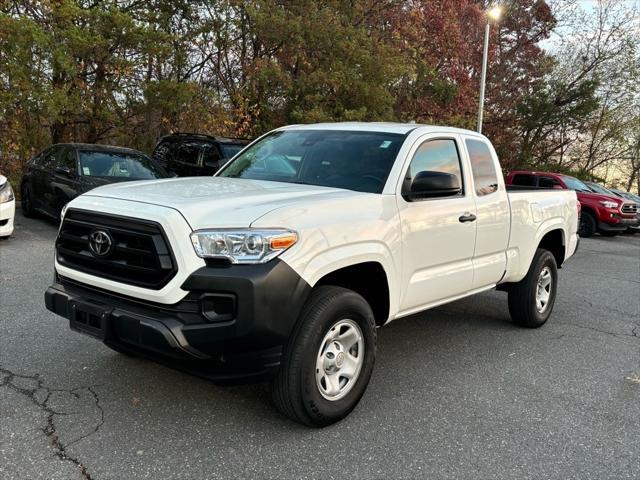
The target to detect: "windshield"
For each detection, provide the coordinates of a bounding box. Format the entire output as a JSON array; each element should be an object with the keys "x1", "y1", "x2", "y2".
[
  {"x1": 220, "y1": 143, "x2": 245, "y2": 159},
  {"x1": 561, "y1": 175, "x2": 590, "y2": 193},
  {"x1": 79, "y1": 151, "x2": 166, "y2": 179},
  {"x1": 586, "y1": 182, "x2": 614, "y2": 195},
  {"x1": 217, "y1": 130, "x2": 404, "y2": 193}
]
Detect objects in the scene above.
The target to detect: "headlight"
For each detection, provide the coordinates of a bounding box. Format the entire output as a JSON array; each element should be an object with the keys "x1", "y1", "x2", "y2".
[
  {"x1": 0, "y1": 181, "x2": 14, "y2": 204},
  {"x1": 190, "y1": 229, "x2": 298, "y2": 264},
  {"x1": 599, "y1": 200, "x2": 618, "y2": 209}
]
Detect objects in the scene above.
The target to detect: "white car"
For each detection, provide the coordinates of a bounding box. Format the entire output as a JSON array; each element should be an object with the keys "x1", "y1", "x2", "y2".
[
  {"x1": 0, "y1": 175, "x2": 16, "y2": 238},
  {"x1": 45, "y1": 123, "x2": 579, "y2": 426}
]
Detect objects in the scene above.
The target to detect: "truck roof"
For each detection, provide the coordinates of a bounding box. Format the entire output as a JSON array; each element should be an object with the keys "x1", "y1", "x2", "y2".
[{"x1": 279, "y1": 122, "x2": 487, "y2": 137}]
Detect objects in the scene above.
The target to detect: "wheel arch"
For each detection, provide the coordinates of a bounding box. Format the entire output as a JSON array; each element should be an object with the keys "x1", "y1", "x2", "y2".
[
  {"x1": 538, "y1": 228, "x2": 566, "y2": 267},
  {"x1": 314, "y1": 261, "x2": 391, "y2": 327}
]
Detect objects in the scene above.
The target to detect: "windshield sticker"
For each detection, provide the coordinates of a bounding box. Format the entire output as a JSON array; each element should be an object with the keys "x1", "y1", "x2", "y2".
[{"x1": 379, "y1": 141, "x2": 392, "y2": 148}]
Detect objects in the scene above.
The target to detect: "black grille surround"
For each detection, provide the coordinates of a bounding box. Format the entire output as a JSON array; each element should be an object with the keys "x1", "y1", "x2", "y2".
[
  {"x1": 56, "y1": 209, "x2": 177, "y2": 290},
  {"x1": 621, "y1": 203, "x2": 637, "y2": 214}
]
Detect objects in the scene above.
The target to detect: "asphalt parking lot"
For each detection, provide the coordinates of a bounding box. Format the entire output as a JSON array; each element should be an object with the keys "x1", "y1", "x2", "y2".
[{"x1": 1, "y1": 208, "x2": 639, "y2": 480}]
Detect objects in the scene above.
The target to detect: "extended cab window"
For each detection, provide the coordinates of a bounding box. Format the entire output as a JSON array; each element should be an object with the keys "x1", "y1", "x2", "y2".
[
  {"x1": 406, "y1": 139, "x2": 464, "y2": 195},
  {"x1": 466, "y1": 139, "x2": 498, "y2": 196},
  {"x1": 539, "y1": 176, "x2": 560, "y2": 188},
  {"x1": 511, "y1": 174, "x2": 536, "y2": 186},
  {"x1": 218, "y1": 130, "x2": 404, "y2": 194}
]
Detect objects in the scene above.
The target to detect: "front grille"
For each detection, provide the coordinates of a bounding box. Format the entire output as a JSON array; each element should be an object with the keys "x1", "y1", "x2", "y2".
[
  {"x1": 621, "y1": 203, "x2": 638, "y2": 214},
  {"x1": 56, "y1": 209, "x2": 177, "y2": 290}
]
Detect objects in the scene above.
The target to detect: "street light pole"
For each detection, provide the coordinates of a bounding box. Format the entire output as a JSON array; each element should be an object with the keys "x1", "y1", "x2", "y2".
[
  {"x1": 477, "y1": 21, "x2": 490, "y2": 134},
  {"x1": 477, "y1": 5, "x2": 502, "y2": 134}
]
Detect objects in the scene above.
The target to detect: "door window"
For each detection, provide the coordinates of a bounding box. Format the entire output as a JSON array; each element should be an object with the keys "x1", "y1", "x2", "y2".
[
  {"x1": 175, "y1": 143, "x2": 201, "y2": 166},
  {"x1": 406, "y1": 139, "x2": 464, "y2": 196},
  {"x1": 466, "y1": 139, "x2": 498, "y2": 196},
  {"x1": 58, "y1": 148, "x2": 77, "y2": 172},
  {"x1": 41, "y1": 146, "x2": 62, "y2": 170}
]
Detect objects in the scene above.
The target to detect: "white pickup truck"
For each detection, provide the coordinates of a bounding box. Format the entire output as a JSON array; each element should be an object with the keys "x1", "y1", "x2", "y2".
[{"x1": 46, "y1": 123, "x2": 579, "y2": 426}]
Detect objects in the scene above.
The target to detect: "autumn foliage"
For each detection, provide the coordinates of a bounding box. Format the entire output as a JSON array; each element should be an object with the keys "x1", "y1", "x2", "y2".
[{"x1": 1, "y1": 1, "x2": 638, "y2": 189}]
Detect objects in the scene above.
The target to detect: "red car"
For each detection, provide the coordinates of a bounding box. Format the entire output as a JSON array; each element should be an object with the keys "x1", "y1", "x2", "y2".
[{"x1": 506, "y1": 171, "x2": 638, "y2": 237}]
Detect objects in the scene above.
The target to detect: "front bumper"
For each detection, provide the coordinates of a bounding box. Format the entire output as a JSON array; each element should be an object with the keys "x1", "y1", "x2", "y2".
[
  {"x1": 45, "y1": 259, "x2": 310, "y2": 381},
  {"x1": 597, "y1": 217, "x2": 638, "y2": 232},
  {"x1": 0, "y1": 199, "x2": 15, "y2": 237}
]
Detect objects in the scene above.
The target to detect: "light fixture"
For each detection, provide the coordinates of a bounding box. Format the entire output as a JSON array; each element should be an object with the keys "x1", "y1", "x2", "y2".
[{"x1": 487, "y1": 5, "x2": 502, "y2": 21}]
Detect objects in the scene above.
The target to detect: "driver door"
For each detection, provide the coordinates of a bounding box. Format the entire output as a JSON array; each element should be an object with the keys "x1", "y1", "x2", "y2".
[{"x1": 396, "y1": 134, "x2": 478, "y2": 314}]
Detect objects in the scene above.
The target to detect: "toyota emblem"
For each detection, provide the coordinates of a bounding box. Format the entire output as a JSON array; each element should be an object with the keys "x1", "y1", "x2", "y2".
[{"x1": 88, "y1": 230, "x2": 113, "y2": 257}]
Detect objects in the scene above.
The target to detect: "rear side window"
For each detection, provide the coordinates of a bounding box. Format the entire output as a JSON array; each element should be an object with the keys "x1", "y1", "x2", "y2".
[
  {"x1": 512, "y1": 174, "x2": 536, "y2": 186},
  {"x1": 466, "y1": 139, "x2": 498, "y2": 196},
  {"x1": 539, "y1": 176, "x2": 560, "y2": 188},
  {"x1": 202, "y1": 144, "x2": 221, "y2": 167},
  {"x1": 152, "y1": 140, "x2": 172, "y2": 163},
  {"x1": 175, "y1": 143, "x2": 201, "y2": 166},
  {"x1": 408, "y1": 139, "x2": 464, "y2": 194}
]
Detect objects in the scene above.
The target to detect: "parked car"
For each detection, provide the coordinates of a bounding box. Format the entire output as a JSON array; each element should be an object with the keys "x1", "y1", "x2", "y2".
[
  {"x1": 584, "y1": 181, "x2": 640, "y2": 234},
  {"x1": 46, "y1": 123, "x2": 580, "y2": 426},
  {"x1": 506, "y1": 171, "x2": 638, "y2": 237},
  {"x1": 21, "y1": 143, "x2": 170, "y2": 220},
  {"x1": 152, "y1": 133, "x2": 250, "y2": 177},
  {"x1": 0, "y1": 174, "x2": 16, "y2": 238}
]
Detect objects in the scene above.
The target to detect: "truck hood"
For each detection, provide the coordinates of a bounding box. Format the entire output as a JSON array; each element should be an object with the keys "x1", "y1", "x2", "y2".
[
  {"x1": 81, "y1": 177, "x2": 362, "y2": 230},
  {"x1": 576, "y1": 190, "x2": 623, "y2": 204}
]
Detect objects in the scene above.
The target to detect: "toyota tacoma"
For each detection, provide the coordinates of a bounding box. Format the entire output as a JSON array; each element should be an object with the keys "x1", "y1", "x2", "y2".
[{"x1": 45, "y1": 123, "x2": 579, "y2": 426}]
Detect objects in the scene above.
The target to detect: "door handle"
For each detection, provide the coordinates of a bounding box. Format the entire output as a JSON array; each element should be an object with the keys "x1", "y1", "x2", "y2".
[{"x1": 459, "y1": 212, "x2": 477, "y2": 223}]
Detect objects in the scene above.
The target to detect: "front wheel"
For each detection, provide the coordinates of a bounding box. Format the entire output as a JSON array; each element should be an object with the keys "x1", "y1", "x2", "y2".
[
  {"x1": 508, "y1": 249, "x2": 558, "y2": 328},
  {"x1": 578, "y1": 211, "x2": 596, "y2": 237},
  {"x1": 271, "y1": 286, "x2": 376, "y2": 427}
]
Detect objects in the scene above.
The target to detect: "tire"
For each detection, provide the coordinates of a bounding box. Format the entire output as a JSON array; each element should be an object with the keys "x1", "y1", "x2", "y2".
[
  {"x1": 508, "y1": 248, "x2": 558, "y2": 328},
  {"x1": 578, "y1": 211, "x2": 596, "y2": 237},
  {"x1": 21, "y1": 183, "x2": 36, "y2": 218},
  {"x1": 599, "y1": 231, "x2": 618, "y2": 237},
  {"x1": 271, "y1": 286, "x2": 376, "y2": 427}
]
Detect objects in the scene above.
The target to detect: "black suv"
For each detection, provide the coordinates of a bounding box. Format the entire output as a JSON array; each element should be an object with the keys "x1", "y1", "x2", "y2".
[
  {"x1": 152, "y1": 133, "x2": 250, "y2": 177},
  {"x1": 21, "y1": 143, "x2": 169, "y2": 219}
]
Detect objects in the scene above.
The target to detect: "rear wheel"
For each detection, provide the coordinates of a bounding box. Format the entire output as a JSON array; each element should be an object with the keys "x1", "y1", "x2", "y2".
[
  {"x1": 271, "y1": 286, "x2": 376, "y2": 427},
  {"x1": 578, "y1": 211, "x2": 596, "y2": 237},
  {"x1": 508, "y1": 249, "x2": 558, "y2": 328},
  {"x1": 21, "y1": 183, "x2": 36, "y2": 218}
]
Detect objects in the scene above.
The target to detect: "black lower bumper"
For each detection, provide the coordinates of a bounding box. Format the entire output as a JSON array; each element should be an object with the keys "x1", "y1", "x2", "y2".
[
  {"x1": 598, "y1": 219, "x2": 639, "y2": 232},
  {"x1": 45, "y1": 259, "x2": 311, "y2": 381}
]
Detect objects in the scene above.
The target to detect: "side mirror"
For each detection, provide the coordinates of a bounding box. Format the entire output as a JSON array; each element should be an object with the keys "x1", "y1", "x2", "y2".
[
  {"x1": 403, "y1": 171, "x2": 461, "y2": 200},
  {"x1": 55, "y1": 166, "x2": 73, "y2": 177}
]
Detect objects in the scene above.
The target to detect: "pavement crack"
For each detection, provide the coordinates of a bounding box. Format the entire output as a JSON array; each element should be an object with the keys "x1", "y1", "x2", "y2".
[
  {"x1": 0, "y1": 365, "x2": 102, "y2": 480},
  {"x1": 557, "y1": 322, "x2": 640, "y2": 340},
  {"x1": 65, "y1": 386, "x2": 106, "y2": 449}
]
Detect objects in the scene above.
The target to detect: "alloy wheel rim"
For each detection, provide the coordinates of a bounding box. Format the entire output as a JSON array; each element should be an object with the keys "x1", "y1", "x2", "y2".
[
  {"x1": 536, "y1": 266, "x2": 552, "y2": 313},
  {"x1": 315, "y1": 319, "x2": 364, "y2": 401}
]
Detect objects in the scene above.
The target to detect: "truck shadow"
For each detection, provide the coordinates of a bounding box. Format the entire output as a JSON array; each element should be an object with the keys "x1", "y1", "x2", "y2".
[{"x1": 88, "y1": 288, "x2": 523, "y2": 430}]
